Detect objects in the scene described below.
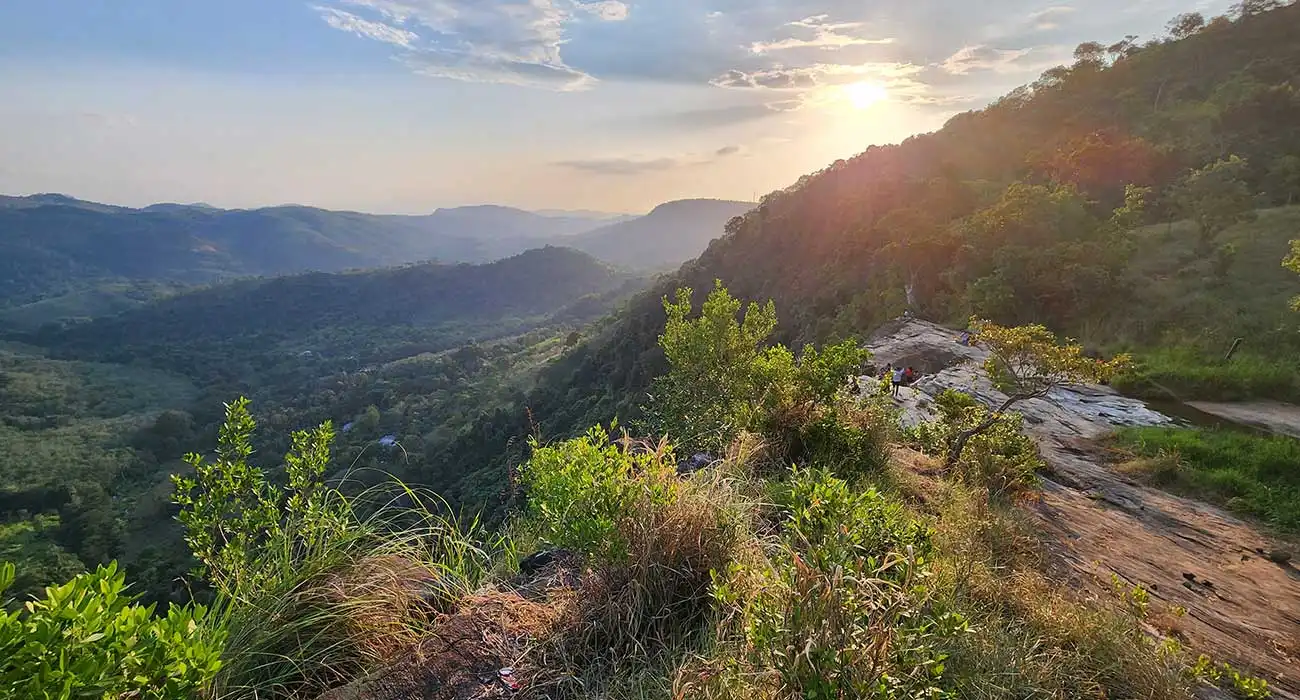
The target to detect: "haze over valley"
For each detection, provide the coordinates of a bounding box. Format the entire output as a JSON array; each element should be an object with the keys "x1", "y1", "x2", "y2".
[{"x1": 2, "y1": 2, "x2": 1300, "y2": 698}]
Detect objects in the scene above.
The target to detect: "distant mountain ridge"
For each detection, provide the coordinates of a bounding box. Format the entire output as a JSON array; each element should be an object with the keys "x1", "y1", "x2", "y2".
[
  {"x1": 560, "y1": 199, "x2": 754, "y2": 271},
  {"x1": 0, "y1": 193, "x2": 752, "y2": 312}
]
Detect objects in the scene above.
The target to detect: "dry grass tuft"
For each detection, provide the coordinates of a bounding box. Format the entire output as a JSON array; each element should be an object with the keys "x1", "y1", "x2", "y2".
[
  {"x1": 563, "y1": 463, "x2": 748, "y2": 665},
  {"x1": 323, "y1": 555, "x2": 441, "y2": 660}
]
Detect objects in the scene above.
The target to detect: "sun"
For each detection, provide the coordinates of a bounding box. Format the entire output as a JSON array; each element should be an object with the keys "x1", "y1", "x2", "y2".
[{"x1": 842, "y1": 81, "x2": 888, "y2": 110}]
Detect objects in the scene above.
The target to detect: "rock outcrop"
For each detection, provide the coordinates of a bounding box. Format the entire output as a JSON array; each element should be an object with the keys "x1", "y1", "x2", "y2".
[{"x1": 863, "y1": 319, "x2": 1300, "y2": 698}]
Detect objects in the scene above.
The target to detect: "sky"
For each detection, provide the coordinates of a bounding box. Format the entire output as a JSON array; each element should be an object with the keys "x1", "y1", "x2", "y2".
[{"x1": 0, "y1": 0, "x2": 1229, "y2": 214}]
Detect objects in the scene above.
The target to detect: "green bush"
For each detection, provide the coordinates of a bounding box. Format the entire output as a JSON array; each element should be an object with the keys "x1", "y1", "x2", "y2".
[
  {"x1": 774, "y1": 467, "x2": 932, "y2": 569},
  {"x1": 799, "y1": 398, "x2": 895, "y2": 480},
  {"x1": 719, "y1": 469, "x2": 959, "y2": 699},
  {"x1": 906, "y1": 390, "x2": 1043, "y2": 494},
  {"x1": 0, "y1": 561, "x2": 226, "y2": 699},
  {"x1": 521, "y1": 423, "x2": 680, "y2": 561},
  {"x1": 643, "y1": 281, "x2": 867, "y2": 456},
  {"x1": 173, "y1": 398, "x2": 502, "y2": 699},
  {"x1": 173, "y1": 397, "x2": 350, "y2": 598}
]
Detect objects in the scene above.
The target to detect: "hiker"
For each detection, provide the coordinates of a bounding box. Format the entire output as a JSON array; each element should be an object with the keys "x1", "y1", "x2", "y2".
[
  {"x1": 958, "y1": 330, "x2": 971, "y2": 346},
  {"x1": 904, "y1": 366, "x2": 916, "y2": 385},
  {"x1": 891, "y1": 366, "x2": 905, "y2": 397}
]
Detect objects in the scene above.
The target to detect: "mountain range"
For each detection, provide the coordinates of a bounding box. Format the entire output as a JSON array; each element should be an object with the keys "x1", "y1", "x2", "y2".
[{"x1": 0, "y1": 194, "x2": 751, "y2": 313}]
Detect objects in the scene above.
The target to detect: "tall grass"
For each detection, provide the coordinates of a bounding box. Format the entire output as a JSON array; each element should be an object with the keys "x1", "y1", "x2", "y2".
[
  {"x1": 928, "y1": 484, "x2": 1196, "y2": 699},
  {"x1": 1113, "y1": 347, "x2": 1300, "y2": 402},
  {"x1": 208, "y1": 481, "x2": 507, "y2": 699},
  {"x1": 1114, "y1": 426, "x2": 1300, "y2": 533}
]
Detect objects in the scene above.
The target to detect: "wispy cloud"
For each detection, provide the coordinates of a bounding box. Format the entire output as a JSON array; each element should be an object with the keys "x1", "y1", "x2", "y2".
[
  {"x1": 939, "y1": 45, "x2": 1034, "y2": 75},
  {"x1": 575, "y1": 0, "x2": 630, "y2": 21},
  {"x1": 554, "y1": 145, "x2": 743, "y2": 175},
  {"x1": 1027, "y1": 5, "x2": 1076, "y2": 31},
  {"x1": 315, "y1": 6, "x2": 417, "y2": 47},
  {"x1": 712, "y1": 61, "x2": 923, "y2": 90},
  {"x1": 314, "y1": 0, "x2": 628, "y2": 89},
  {"x1": 751, "y1": 15, "x2": 894, "y2": 53}
]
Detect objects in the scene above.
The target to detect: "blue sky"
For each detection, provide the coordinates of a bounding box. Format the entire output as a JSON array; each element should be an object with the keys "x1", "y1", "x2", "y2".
[{"x1": 0, "y1": 0, "x2": 1228, "y2": 213}]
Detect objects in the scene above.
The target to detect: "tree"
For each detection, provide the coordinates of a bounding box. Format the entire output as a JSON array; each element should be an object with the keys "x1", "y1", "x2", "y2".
[
  {"x1": 945, "y1": 319, "x2": 1129, "y2": 467},
  {"x1": 1073, "y1": 41, "x2": 1108, "y2": 67},
  {"x1": 643, "y1": 281, "x2": 788, "y2": 453},
  {"x1": 1266, "y1": 155, "x2": 1300, "y2": 206},
  {"x1": 1166, "y1": 12, "x2": 1206, "y2": 39},
  {"x1": 1171, "y1": 155, "x2": 1258, "y2": 251},
  {"x1": 1231, "y1": 0, "x2": 1286, "y2": 17}
]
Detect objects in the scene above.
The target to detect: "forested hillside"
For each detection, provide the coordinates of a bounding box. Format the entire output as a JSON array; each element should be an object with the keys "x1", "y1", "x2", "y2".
[
  {"x1": 424, "y1": 1, "x2": 1300, "y2": 511},
  {"x1": 1, "y1": 248, "x2": 643, "y2": 603}
]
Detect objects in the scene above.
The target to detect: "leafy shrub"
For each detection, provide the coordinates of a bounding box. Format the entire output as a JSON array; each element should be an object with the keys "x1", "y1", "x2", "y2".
[
  {"x1": 906, "y1": 390, "x2": 1043, "y2": 494},
  {"x1": 643, "y1": 281, "x2": 867, "y2": 456},
  {"x1": 0, "y1": 561, "x2": 226, "y2": 699},
  {"x1": 522, "y1": 425, "x2": 747, "y2": 668},
  {"x1": 521, "y1": 423, "x2": 680, "y2": 561},
  {"x1": 719, "y1": 469, "x2": 958, "y2": 699},
  {"x1": 774, "y1": 467, "x2": 932, "y2": 569},
  {"x1": 173, "y1": 397, "x2": 350, "y2": 597},
  {"x1": 174, "y1": 398, "x2": 501, "y2": 699},
  {"x1": 799, "y1": 397, "x2": 895, "y2": 480}
]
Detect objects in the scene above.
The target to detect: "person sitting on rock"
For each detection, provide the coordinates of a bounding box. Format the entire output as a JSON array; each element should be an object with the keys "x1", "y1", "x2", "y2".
[
  {"x1": 904, "y1": 366, "x2": 916, "y2": 384},
  {"x1": 958, "y1": 331, "x2": 971, "y2": 346}
]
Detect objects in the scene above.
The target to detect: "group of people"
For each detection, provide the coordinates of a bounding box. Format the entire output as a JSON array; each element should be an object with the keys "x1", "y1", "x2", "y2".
[
  {"x1": 846, "y1": 363, "x2": 923, "y2": 398},
  {"x1": 882, "y1": 363, "x2": 918, "y2": 397}
]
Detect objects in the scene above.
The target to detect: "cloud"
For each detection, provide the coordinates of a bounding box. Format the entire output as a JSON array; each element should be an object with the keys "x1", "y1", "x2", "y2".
[
  {"x1": 634, "y1": 103, "x2": 779, "y2": 130},
  {"x1": 555, "y1": 145, "x2": 743, "y2": 175},
  {"x1": 315, "y1": 6, "x2": 417, "y2": 46},
  {"x1": 556, "y1": 156, "x2": 682, "y2": 175},
  {"x1": 751, "y1": 14, "x2": 894, "y2": 53},
  {"x1": 1027, "y1": 5, "x2": 1076, "y2": 31},
  {"x1": 77, "y1": 112, "x2": 139, "y2": 129},
  {"x1": 315, "y1": 0, "x2": 628, "y2": 89},
  {"x1": 576, "y1": 1, "x2": 629, "y2": 21},
  {"x1": 939, "y1": 45, "x2": 1035, "y2": 75},
  {"x1": 311, "y1": 0, "x2": 1134, "y2": 117},
  {"x1": 711, "y1": 67, "x2": 820, "y2": 90},
  {"x1": 712, "y1": 61, "x2": 923, "y2": 90}
]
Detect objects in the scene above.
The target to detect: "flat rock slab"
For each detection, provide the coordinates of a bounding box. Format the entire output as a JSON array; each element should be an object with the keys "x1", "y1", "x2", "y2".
[
  {"x1": 1188, "y1": 401, "x2": 1300, "y2": 439},
  {"x1": 865, "y1": 319, "x2": 1300, "y2": 698}
]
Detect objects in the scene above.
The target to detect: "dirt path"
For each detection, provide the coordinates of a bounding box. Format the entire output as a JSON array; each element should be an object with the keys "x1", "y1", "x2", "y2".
[
  {"x1": 865, "y1": 320, "x2": 1300, "y2": 698},
  {"x1": 1188, "y1": 400, "x2": 1300, "y2": 439}
]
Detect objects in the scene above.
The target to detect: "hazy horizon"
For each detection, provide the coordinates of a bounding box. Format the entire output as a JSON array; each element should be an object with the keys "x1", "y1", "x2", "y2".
[{"x1": 0, "y1": 0, "x2": 1230, "y2": 214}]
